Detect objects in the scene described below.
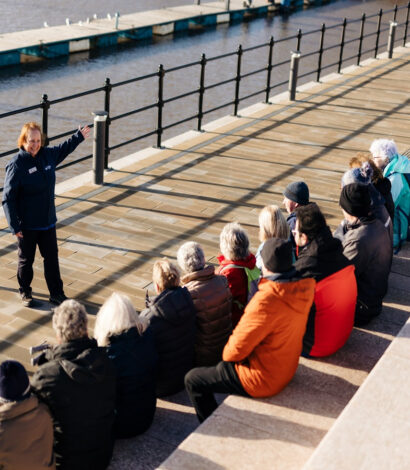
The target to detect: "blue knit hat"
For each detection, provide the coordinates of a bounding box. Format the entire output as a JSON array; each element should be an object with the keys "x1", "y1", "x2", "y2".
[
  {"x1": 283, "y1": 181, "x2": 309, "y2": 205},
  {"x1": 0, "y1": 360, "x2": 30, "y2": 402}
]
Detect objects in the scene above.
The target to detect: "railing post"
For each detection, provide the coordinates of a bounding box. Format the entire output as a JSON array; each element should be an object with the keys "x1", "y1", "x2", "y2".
[
  {"x1": 195, "y1": 0, "x2": 200, "y2": 4},
  {"x1": 41, "y1": 94, "x2": 50, "y2": 146},
  {"x1": 317, "y1": 23, "x2": 326, "y2": 82},
  {"x1": 403, "y1": 1, "x2": 410, "y2": 46},
  {"x1": 225, "y1": 0, "x2": 230, "y2": 11},
  {"x1": 156, "y1": 64, "x2": 164, "y2": 148},
  {"x1": 374, "y1": 9, "x2": 383, "y2": 58},
  {"x1": 393, "y1": 4, "x2": 398, "y2": 22},
  {"x1": 338, "y1": 18, "x2": 347, "y2": 73},
  {"x1": 233, "y1": 45, "x2": 243, "y2": 116},
  {"x1": 288, "y1": 50, "x2": 301, "y2": 101},
  {"x1": 103, "y1": 77, "x2": 112, "y2": 169},
  {"x1": 265, "y1": 36, "x2": 274, "y2": 103},
  {"x1": 197, "y1": 53, "x2": 206, "y2": 131},
  {"x1": 388, "y1": 21, "x2": 398, "y2": 58},
  {"x1": 296, "y1": 28, "x2": 302, "y2": 51},
  {"x1": 357, "y1": 13, "x2": 366, "y2": 66},
  {"x1": 92, "y1": 111, "x2": 108, "y2": 185}
]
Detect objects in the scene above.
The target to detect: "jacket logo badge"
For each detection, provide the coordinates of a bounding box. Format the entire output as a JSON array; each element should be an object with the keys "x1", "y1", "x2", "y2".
[
  {"x1": 45, "y1": 165, "x2": 52, "y2": 171},
  {"x1": 28, "y1": 167, "x2": 37, "y2": 174}
]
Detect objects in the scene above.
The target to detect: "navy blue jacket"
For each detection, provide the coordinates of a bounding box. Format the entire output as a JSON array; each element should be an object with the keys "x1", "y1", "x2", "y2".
[
  {"x1": 140, "y1": 287, "x2": 196, "y2": 397},
  {"x1": 106, "y1": 327, "x2": 158, "y2": 439},
  {"x1": 2, "y1": 131, "x2": 84, "y2": 234}
]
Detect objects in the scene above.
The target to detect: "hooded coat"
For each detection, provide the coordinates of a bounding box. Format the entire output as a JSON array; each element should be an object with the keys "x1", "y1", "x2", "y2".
[
  {"x1": 217, "y1": 253, "x2": 257, "y2": 328},
  {"x1": 0, "y1": 395, "x2": 55, "y2": 470},
  {"x1": 140, "y1": 286, "x2": 196, "y2": 397},
  {"x1": 295, "y1": 226, "x2": 357, "y2": 357},
  {"x1": 106, "y1": 327, "x2": 158, "y2": 439},
  {"x1": 223, "y1": 274, "x2": 316, "y2": 397},
  {"x1": 181, "y1": 265, "x2": 232, "y2": 367},
  {"x1": 31, "y1": 337, "x2": 116, "y2": 470}
]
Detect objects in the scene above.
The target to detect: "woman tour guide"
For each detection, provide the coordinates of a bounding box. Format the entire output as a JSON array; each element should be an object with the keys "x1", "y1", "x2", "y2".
[{"x1": 2, "y1": 122, "x2": 90, "y2": 307}]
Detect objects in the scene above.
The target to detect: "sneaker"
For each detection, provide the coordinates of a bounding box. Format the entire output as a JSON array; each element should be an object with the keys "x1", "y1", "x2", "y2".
[
  {"x1": 21, "y1": 291, "x2": 33, "y2": 307},
  {"x1": 49, "y1": 294, "x2": 68, "y2": 306}
]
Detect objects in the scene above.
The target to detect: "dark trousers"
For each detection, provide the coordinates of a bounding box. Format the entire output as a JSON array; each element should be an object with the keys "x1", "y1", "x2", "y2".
[
  {"x1": 17, "y1": 227, "x2": 64, "y2": 296},
  {"x1": 185, "y1": 361, "x2": 248, "y2": 423}
]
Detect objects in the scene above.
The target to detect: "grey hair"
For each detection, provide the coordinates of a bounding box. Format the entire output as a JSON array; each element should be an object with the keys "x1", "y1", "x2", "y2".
[
  {"x1": 94, "y1": 293, "x2": 146, "y2": 347},
  {"x1": 177, "y1": 241, "x2": 206, "y2": 273},
  {"x1": 369, "y1": 139, "x2": 398, "y2": 162},
  {"x1": 52, "y1": 299, "x2": 88, "y2": 343},
  {"x1": 219, "y1": 222, "x2": 250, "y2": 261},
  {"x1": 258, "y1": 205, "x2": 289, "y2": 242}
]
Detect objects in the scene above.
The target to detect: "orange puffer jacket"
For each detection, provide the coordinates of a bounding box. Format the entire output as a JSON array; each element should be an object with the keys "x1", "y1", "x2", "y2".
[{"x1": 223, "y1": 276, "x2": 315, "y2": 397}]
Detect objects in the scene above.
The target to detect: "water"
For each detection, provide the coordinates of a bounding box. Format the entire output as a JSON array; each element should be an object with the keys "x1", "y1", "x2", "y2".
[{"x1": 0, "y1": 0, "x2": 407, "y2": 185}]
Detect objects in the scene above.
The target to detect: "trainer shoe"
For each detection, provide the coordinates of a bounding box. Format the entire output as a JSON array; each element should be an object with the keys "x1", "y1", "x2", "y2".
[
  {"x1": 49, "y1": 294, "x2": 68, "y2": 306},
  {"x1": 21, "y1": 291, "x2": 33, "y2": 307}
]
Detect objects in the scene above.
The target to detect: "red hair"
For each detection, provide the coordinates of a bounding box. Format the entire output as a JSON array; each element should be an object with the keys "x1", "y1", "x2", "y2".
[{"x1": 17, "y1": 122, "x2": 43, "y2": 148}]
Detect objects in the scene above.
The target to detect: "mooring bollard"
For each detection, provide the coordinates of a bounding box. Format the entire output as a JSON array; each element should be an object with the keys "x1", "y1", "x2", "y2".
[
  {"x1": 92, "y1": 111, "x2": 108, "y2": 185},
  {"x1": 225, "y1": 0, "x2": 230, "y2": 11},
  {"x1": 114, "y1": 12, "x2": 120, "y2": 29},
  {"x1": 195, "y1": 0, "x2": 201, "y2": 4},
  {"x1": 288, "y1": 50, "x2": 301, "y2": 101},
  {"x1": 387, "y1": 21, "x2": 398, "y2": 58}
]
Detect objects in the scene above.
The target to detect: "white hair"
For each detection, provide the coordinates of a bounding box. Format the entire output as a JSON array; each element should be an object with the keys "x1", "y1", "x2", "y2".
[
  {"x1": 53, "y1": 299, "x2": 88, "y2": 342},
  {"x1": 94, "y1": 293, "x2": 145, "y2": 347},
  {"x1": 177, "y1": 241, "x2": 206, "y2": 273},
  {"x1": 219, "y1": 222, "x2": 249, "y2": 261},
  {"x1": 369, "y1": 139, "x2": 398, "y2": 162}
]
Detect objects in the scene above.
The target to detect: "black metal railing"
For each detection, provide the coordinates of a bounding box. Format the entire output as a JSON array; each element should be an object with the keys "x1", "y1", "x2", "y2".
[{"x1": 0, "y1": 3, "x2": 409, "y2": 191}]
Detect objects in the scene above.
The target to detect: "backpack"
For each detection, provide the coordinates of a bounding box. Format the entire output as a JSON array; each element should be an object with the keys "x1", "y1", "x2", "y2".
[{"x1": 221, "y1": 264, "x2": 261, "y2": 309}]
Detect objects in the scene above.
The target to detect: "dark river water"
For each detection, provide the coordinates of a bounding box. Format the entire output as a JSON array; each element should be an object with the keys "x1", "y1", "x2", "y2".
[{"x1": 0, "y1": 0, "x2": 407, "y2": 184}]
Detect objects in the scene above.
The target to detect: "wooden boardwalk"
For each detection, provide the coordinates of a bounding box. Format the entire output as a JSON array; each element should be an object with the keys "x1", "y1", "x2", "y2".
[{"x1": 0, "y1": 46, "x2": 409, "y2": 469}]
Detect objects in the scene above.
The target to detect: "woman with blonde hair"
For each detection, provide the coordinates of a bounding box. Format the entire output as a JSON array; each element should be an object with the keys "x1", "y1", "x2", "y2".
[
  {"x1": 140, "y1": 259, "x2": 196, "y2": 397},
  {"x1": 94, "y1": 292, "x2": 157, "y2": 438},
  {"x1": 256, "y1": 205, "x2": 289, "y2": 270}
]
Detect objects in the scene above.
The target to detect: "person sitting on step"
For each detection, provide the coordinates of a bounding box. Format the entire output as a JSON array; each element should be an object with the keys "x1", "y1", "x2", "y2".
[
  {"x1": 294, "y1": 203, "x2": 357, "y2": 357},
  {"x1": 185, "y1": 238, "x2": 315, "y2": 423},
  {"x1": 140, "y1": 258, "x2": 196, "y2": 397},
  {"x1": 94, "y1": 292, "x2": 158, "y2": 439},
  {"x1": 178, "y1": 241, "x2": 232, "y2": 367}
]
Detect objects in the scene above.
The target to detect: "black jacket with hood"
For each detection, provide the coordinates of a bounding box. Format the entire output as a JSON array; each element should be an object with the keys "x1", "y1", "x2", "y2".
[
  {"x1": 31, "y1": 337, "x2": 116, "y2": 470},
  {"x1": 140, "y1": 286, "x2": 196, "y2": 397}
]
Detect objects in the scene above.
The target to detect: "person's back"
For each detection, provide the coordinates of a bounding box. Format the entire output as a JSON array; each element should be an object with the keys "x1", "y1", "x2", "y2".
[
  {"x1": 0, "y1": 360, "x2": 55, "y2": 470},
  {"x1": 141, "y1": 285, "x2": 196, "y2": 397},
  {"x1": 182, "y1": 265, "x2": 232, "y2": 366},
  {"x1": 106, "y1": 326, "x2": 157, "y2": 438},
  {"x1": 294, "y1": 207, "x2": 357, "y2": 357},
  {"x1": 31, "y1": 300, "x2": 116, "y2": 470}
]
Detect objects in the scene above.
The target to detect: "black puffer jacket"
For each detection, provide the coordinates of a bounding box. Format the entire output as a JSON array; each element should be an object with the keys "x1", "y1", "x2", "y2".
[
  {"x1": 31, "y1": 337, "x2": 116, "y2": 470},
  {"x1": 342, "y1": 216, "x2": 392, "y2": 325},
  {"x1": 374, "y1": 176, "x2": 395, "y2": 222},
  {"x1": 140, "y1": 287, "x2": 196, "y2": 397},
  {"x1": 106, "y1": 327, "x2": 158, "y2": 439}
]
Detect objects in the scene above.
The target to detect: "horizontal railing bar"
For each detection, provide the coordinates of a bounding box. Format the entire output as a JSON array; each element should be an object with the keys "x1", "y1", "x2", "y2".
[
  {"x1": 0, "y1": 148, "x2": 18, "y2": 159},
  {"x1": 203, "y1": 100, "x2": 235, "y2": 116},
  {"x1": 163, "y1": 89, "x2": 198, "y2": 104},
  {"x1": 162, "y1": 114, "x2": 197, "y2": 132},
  {"x1": 272, "y1": 58, "x2": 292, "y2": 68},
  {"x1": 49, "y1": 87, "x2": 104, "y2": 105},
  {"x1": 166, "y1": 60, "x2": 201, "y2": 73},
  {"x1": 56, "y1": 153, "x2": 93, "y2": 170},
  {"x1": 205, "y1": 76, "x2": 236, "y2": 91},
  {"x1": 242, "y1": 42, "x2": 269, "y2": 53},
  {"x1": 240, "y1": 66, "x2": 267, "y2": 79},
  {"x1": 238, "y1": 88, "x2": 264, "y2": 102},
  {"x1": 109, "y1": 130, "x2": 158, "y2": 150},
  {"x1": 0, "y1": 104, "x2": 41, "y2": 119},
  {"x1": 207, "y1": 50, "x2": 238, "y2": 62},
  {"x1": 111, "y1": 103, "x2": 158, "y2": 121},
  {"x1": 111, "y1": 71, "x2": 159, "y2": 88}
]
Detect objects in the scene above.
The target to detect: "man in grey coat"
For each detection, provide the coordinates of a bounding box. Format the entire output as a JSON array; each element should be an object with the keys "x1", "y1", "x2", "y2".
[{"x1": 339, "y1": 183, "x2": 392, "y2": 326}]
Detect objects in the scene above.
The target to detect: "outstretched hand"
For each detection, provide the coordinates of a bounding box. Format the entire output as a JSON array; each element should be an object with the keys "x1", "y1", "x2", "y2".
[{"x1": 79, "y1": 125, "x2": 91, "y2": 139}]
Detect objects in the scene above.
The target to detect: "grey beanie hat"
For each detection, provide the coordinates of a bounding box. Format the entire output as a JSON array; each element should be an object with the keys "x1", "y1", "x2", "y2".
[{"x1": 283, "y1": 181, "x2": 309, "y2": 205}]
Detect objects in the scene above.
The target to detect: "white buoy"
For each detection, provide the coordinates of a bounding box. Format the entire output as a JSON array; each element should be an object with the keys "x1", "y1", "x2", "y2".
[
  {"x1": 86, "y1": 17, "x2": 90, "y2": 24},
  {"x1": 43, "y1": 21, "x2": 49, "y2": 27},
  {"x1": 65, "y1": 18, "x2": 71, "y2": 25},
  {"x1": 93, "y1": 13, "x2": 97, "y2": 19},
  {"x1": 78, "y1": 20, "x2": 83, "y2": 26},
  {"x1": 107, "y1": 13, "x2": 112, "y2": 20}
]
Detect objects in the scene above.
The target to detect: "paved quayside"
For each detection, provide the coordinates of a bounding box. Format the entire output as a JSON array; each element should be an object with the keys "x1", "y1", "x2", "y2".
[{"x1": 0, "y1": 46, "x2": 409, "y2": 469}]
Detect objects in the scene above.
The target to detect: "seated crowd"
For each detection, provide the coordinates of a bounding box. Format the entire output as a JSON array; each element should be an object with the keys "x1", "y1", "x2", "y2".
[{"x1": 0, "y1": 140, "x2": 407, "y2": 469}]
